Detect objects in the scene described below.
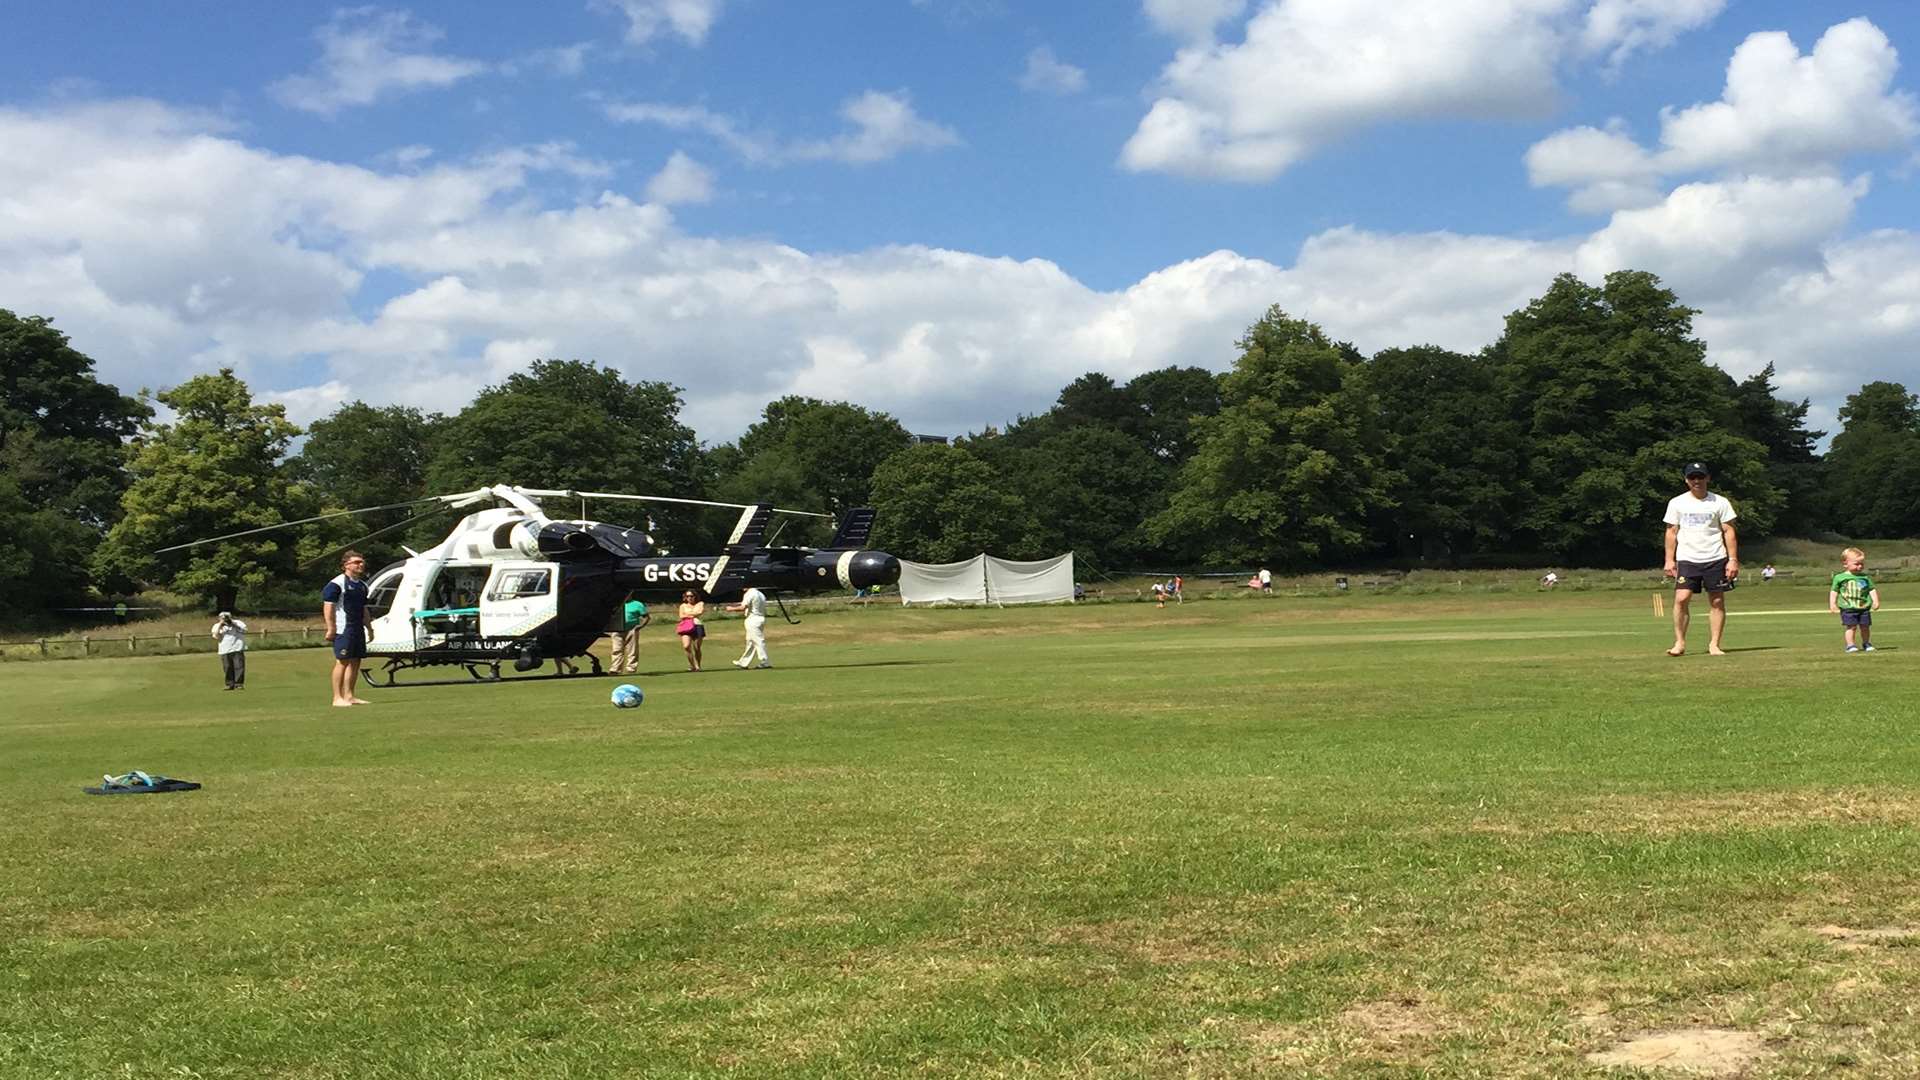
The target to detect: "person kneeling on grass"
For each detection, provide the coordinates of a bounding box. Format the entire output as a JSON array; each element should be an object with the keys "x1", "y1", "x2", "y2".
[{"x1": 1830, "y1": 547, "x2": 1882, "y2": 653}]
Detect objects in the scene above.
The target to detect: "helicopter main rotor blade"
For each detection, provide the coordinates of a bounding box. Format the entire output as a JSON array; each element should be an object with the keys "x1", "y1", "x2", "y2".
[
  {"x1": 152, "y1": 495, "x2": 454, "y2": 554},
  {"x1": 512, "y1": 489, "x2": 833, "y2": 519},
  {"x1": 299, "y1": 503, "x2": 458, "y2": 568}
]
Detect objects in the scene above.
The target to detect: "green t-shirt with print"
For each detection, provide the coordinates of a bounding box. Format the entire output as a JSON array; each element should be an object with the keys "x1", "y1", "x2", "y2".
[
  {"x1": 1831, "y1": 572, "x2": 1874, "y2": 611},
  {"x1": 622, "y1": 600, "x2": 648, "y2": 629}
]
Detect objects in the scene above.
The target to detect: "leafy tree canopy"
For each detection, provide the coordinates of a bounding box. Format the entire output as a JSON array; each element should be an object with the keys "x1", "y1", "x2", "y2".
[
  {"x1": 1149, "y1": 306, "x2": 1395, "y2": 566},
  {"x1": 869, "y1": 444, "x2": 1037, "y2": 563},
  {"x1": 95, "y1": 369, "x2": 314, "y2": 612}
]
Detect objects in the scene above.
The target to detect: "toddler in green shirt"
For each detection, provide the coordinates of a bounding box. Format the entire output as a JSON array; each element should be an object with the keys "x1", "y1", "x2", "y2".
[{"x1": 1829, "y1": 546, "x2": 1882, "y2": 653}]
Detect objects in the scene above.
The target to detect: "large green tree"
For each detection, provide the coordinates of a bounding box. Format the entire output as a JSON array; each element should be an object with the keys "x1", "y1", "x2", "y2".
[
  {"x1": 1822, "y1": 381, "x2": 1920, "y2": 538},
  {"x1": 0, "y1": 310, "x2": 150, "y2": 613},
  {"x1": 1728, "y1": 363, "x2": 1824, "y2": 532},
  {"x1": 1488, "y1": 271, "x2": 1780, "y2": 561},
  {"x1": 1364, "y1": 345, "x2": 1522, "y2": 561},
  {"x1": 1148, "y1": 306, "x2": 1395, "y2": 566},
  {"x1": 869, "y1": 444, "x2": 1037, "y2": 563},
  {"x1": 715, "y1": 396, "x2": 911, "y2": 518},
  {"x1": 95, "y1": 369, "x2": 314, "y2": 612},
  {"x1": 427, "y1": 360, "x2": 704, "y2": 546}
]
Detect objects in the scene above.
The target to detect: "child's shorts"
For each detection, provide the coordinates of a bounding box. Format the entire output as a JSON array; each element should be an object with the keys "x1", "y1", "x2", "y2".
[{"x1": 1840, "y1": 609, "x2": 1872, "y2": 627}]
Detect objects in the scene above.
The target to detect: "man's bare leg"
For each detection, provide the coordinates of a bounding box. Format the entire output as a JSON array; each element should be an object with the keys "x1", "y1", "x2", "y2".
[
  {"x1": 347, "y1": 659, "x2": 371, "y2": 703},
  {"x1": 332, "y1": 660, "x2": 353, "y2": 706},
  {"x1": 1668, "y1": 590, "x2": 1692, "y2": 656},
  {"x1": 1707, "y1": 593, "x2": 1728, "y2": 655}
]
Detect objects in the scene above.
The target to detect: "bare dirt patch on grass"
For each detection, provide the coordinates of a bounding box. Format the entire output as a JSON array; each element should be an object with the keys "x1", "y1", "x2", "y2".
[
  {"x1": 1340, "y1": 996, "x2": 1444, "y2": 1043},
  {"x1": 1812, "y1": 925, "x2": 1920, "y2": 951},
  {"x1": 1586, "y1": 1028, "x2": 1768, "y2": 1074}
]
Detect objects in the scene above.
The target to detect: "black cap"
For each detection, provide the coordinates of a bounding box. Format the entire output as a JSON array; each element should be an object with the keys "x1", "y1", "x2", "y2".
[{"x1": 1682, "y1": 462, "x2": 1710, "y2": 478}]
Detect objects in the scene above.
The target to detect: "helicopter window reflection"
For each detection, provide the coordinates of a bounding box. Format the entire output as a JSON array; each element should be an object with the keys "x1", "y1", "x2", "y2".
[
  {"x1": 492, "y1": 569, "x2": 552, "y2": 600},
  {"x1": 366, "y1": 570, "x2": 404, "y2": 620}
]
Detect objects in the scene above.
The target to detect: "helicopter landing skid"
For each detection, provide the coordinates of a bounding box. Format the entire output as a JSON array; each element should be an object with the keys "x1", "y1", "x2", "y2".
[{"x1": 362, "y1": 651, "x2": 603, "y2": 688}]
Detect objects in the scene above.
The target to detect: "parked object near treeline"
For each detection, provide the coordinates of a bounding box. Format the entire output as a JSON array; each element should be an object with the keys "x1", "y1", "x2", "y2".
[{"x1": 158, "y1": 486, "x2": 899, "y2": 686}]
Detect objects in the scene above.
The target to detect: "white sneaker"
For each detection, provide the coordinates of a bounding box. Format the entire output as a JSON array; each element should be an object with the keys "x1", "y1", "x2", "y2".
[
  {"x1": 757, "y1": 662, "x2": 772, "y2": 669},
  {"x1": 1846, "y1": 645, "x2": 1860, "y2": 653},
  {"x1": 1863, "y1": 644, "x2": 1876, "y2": 652},
  {"x1": 732, "y1": 660, "x2": 748, "y2": 668}
]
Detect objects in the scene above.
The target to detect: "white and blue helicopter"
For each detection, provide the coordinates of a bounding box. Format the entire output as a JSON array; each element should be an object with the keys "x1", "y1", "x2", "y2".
[{"x1": 163, "y1": 485, "x2": 899, "y2": 685}]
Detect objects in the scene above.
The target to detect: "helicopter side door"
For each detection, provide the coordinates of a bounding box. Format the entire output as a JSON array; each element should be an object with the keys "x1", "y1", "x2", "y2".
[{"x1": 479, "y1": 562, "x2": 559, "y2": 640}]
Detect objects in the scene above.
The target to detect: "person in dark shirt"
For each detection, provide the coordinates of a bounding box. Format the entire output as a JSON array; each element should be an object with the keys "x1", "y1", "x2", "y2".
[{"x1": 321, "y1": 550, "x2": 372, "y2": 706}]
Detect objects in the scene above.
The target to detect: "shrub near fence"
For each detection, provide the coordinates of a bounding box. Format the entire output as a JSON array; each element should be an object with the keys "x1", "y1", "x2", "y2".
[{"x1": 0, "y1": 627, "x2": 331, "y2": 662}]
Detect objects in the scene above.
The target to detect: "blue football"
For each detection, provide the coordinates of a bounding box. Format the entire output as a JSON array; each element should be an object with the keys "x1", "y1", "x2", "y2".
[{"x1": 611, "y1": 683, "x2": 644, "y2": 708}]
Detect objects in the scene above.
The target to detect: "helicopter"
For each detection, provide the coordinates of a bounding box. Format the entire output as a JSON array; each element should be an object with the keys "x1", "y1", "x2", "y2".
[{"x1": 160, "y1": 485, "x2": 901, "y2": 686}]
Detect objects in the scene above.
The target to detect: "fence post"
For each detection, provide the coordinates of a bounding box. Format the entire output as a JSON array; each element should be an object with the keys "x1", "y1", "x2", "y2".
[
  {"x1": 38, "y1": 639, "x2": 47, "y2": 657},
  {"x1": 303, "y1": 626, "x2": 311, "y2": 642},
  {"x1": 128, "y1": 635, "x2": 136, "y2": 653},
  {"x1": 82, "y1": 636, "x2": 92, "y2": 657},
  {"x1": 176, "y1": 632, "x2": 185, "y2": 648}
]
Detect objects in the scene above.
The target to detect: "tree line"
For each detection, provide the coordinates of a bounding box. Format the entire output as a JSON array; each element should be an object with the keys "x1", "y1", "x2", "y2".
[{"x1": 5, "y1": 268, "x2": 1917, "y2": 618}]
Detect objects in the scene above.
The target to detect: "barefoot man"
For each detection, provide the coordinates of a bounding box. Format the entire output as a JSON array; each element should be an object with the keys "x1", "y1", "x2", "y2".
[
  {"x1": 1662, "y1": 462, "x2": 1739, "y2": 656},
  {"x1": 322, "y1": 550, "x2": 373, "y2": 705}
]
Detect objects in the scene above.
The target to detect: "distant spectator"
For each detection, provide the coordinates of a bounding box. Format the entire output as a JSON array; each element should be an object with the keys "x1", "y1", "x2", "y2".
[
  {"x1": 1259, "y1": 567, "x2": 1272, "y2": 593},
  {"x1": 1762, "y1": 563, "x2": 1776, "y2": 583},
  {"x1": 1151, "y1": 582, "x2": 1165, "y2": 609},
  {"x1": 211, "y1": 611, "x2": 247, "y2": 690},
  {"x1": 1172, "y1": 575, "x2": 1184, "y2": 603},
  {"x1": 1540, "y1": 571, "x2": 1560, "y2": 590}
]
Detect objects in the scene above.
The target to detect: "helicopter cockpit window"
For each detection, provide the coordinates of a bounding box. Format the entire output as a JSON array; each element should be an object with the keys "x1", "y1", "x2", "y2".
[
  {"x1": 366, "y1": 569, "x2": 404, "y2": 620},
  {"x1": 491, "y1": 569, "x2": 552, "y2": 600}
]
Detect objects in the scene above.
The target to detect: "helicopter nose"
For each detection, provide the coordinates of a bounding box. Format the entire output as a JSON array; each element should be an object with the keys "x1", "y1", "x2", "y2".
[{"x1": 849, "y1": 551, "x2": 901, "y2": 588}]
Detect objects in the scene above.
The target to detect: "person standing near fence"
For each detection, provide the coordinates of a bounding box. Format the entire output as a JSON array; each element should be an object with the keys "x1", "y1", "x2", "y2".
[
  {"x1": 322, "y1": 550, "x2": 372, "y2": 706},
  {"x1": 212, "y1": 611, "x2": 248, "y2": 690},
  {"x1": 729, "y1": 585, "x2": 771, "y2": 669}
]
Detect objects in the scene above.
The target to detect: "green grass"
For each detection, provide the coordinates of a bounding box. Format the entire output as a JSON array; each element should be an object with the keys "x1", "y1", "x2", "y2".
[{"x1": 5, "y1": 588, "x2": 1919, "y2": 1077}]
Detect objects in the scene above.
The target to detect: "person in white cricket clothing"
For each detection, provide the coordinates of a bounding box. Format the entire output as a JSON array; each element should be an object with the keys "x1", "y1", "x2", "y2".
[
  {"x1": 728, "y1": 586, "x2": 772, "y2": 669},
  {"x1": 1662, "y1": 461, "x2": 1739, "y2": 657}
]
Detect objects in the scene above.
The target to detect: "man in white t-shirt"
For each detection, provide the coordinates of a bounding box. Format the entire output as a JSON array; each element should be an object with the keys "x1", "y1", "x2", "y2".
[
  {"x1": 1661, "y1": 462, "x2": 1739, "y2": 657},
  {"x1": 728, "y1": 586, "x2": 771, "y2": 669}
]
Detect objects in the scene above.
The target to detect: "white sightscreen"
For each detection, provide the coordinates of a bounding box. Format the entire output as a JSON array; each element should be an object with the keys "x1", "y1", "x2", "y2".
[
  {"x1": 984, "y1": 554, "x2": 1075, "y2": 605},
  {"x1": 898, "y1": 555, "x2": 988, "y2": 605}
]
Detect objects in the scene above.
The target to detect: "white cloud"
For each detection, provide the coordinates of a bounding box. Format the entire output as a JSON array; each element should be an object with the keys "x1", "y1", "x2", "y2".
[
  {"x1": 1123, "y1": 0, "x2": 1740, "y2": 182},
  {"x1": 608, "y1": 91, "x2": 959, "y2": 166},
  {"x1": 1531, "y1": 17, "x2": 1920, "y2": 205},
  {"x1": 645, "y1": 151, "x2": 714, "y2": 205},
  {"x1": 1659, "y1": 19, "x2": 1919, "y2": 174},
  {"x1": 1579, "y1": 0, "x2": 1724, "y2": 70},
  {"x1": 1575, "y1": 174, "x2": 1870, "y2": 299},
  {"x1": 594, "y1": 0, "x2": 725, "y2": 46},
  {"x1": 1018, "y1": 47, "x2": 1087, "y2": 95},
  {"x1": 6, "y1": 96, "x2": 1919, "y2": 447},
  {"x1": 1142, "y1": 0, "x2": 1248, "y2": 43},
  {"x1": 1122, "y1": 0, "x2": 1576, "y2": 181},
  {"x1": 269, "y1": 8, "x2": 487, "y2": 116}
]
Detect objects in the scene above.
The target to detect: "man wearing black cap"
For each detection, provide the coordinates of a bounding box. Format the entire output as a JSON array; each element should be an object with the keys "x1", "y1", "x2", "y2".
[{"x1": 1661, "y1": 462, "x2": 1739, "y2": 656}]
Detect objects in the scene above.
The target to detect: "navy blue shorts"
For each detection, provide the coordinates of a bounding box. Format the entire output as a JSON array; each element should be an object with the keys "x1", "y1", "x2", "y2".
[
  {"x1": 1840, "y1": 609, "x2": 1872, "y2": 627},
  {"x1": 1674, "y1": 559, "x2": 1734, "y2": 594},
  {"x1": 332, "y1": 632, "x2": 367, "y2": 660}
]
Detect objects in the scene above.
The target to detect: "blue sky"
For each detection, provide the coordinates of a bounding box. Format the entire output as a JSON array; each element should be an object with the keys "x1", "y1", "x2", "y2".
[{"x1": 3, "y1": 1, "x2": 1917, "y2": 442}]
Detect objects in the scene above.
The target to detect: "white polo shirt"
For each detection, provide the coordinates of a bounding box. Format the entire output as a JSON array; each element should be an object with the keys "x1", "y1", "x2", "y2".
[{"x1": 1663, "y1": 491, "x2": 1737, "y2": 563}]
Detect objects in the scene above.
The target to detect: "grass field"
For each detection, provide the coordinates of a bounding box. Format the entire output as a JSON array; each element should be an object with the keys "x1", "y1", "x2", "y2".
[{"x1": 5, "y1": 587, "x2": 1919, "y2": 1078}]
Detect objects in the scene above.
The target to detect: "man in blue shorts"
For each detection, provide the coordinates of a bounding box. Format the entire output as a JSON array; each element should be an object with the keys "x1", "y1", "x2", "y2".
[
  {"x1": 1662, "y1": 463, "x2": 1739, "y2": 657},
  {"x1": 321, "y1": 550, "x2": 372, "y2": 706}
]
